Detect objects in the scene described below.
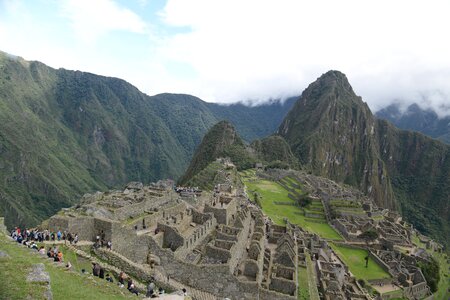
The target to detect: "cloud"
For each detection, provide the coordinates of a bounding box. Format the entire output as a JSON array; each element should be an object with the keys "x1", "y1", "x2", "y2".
[
  {"x1": 151, "y1": 0, "x2": 450, "y2": 113},
  {"x1": 60, "y1": 0, "x2": 147, "y2": 42},
  {"x1": 1, "y1": 0, "x2": 450, "y2": 116}
]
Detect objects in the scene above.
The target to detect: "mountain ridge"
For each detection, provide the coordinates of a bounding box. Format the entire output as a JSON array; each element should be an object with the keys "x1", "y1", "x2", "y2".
[
  {"x1": 0, "y1": 51, "x2": 295, "y2": 229},
  {"x1": 376, "y1": 102, "x2": 450, "y2": 144},
  {"x1": 278, "y1": 70, "x2": 449, "y2": 246}
]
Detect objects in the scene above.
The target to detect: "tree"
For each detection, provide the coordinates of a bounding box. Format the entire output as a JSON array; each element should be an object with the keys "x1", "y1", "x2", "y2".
[
  {"x1": 417, "y1": 257, "x2": 440, "y2": 293},
  {"x1": 296, "y1": 192, "x2": 312, "y2": 207},
  {"x1": 358, "y1": 230, "x2": 378, "y2": 267}
]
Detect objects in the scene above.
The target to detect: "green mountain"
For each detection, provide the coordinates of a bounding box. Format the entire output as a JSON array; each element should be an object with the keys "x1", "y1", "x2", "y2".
[
  {"x1": 179, "y1": 121, "x2": 255, "y2": 185},
  {"x1": 376, "y1": 102, "x2": 450, "y2": 144},
  {"x1": 0, "y1": 52, "x2": 294, "y2": 229},
  {"x1": 250, "y1": 135, "x2": 299, "y2": 169},
  {"x1": 278, "y1": 70, "x2": 450, "y2": 246},
  {"x1": 179, "y1": 121, "x2": 298, "y2": 186}
]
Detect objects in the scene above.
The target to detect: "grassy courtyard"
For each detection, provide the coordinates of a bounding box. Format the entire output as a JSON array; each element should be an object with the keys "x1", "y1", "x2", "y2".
[
  {"x1": 330, "y1": 244, "x2": 391, "y2": 281},
  {"x1": 240, "y1": 170, "x2": 342, "y2": 240}
]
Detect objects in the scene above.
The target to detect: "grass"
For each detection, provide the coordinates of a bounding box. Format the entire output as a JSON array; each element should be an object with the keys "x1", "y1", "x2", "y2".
[
  {"x1": 297, "y1": 266, "x2": 309, "y2": 300},
  {"x1": 330, "y1": 244, "x2": 391, "y2": 281},
  {"x1": 241, "y1": 170, "x2": 342, "y2": 240},
  {"x1": 0, "y1": 233, "x2": 134, "y2": 300}
]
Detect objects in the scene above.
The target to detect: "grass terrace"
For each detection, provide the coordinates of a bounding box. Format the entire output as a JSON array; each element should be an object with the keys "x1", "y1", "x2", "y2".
[
  {"x1": 240, "y1": 169, "x2": 342, "y2": 240},
  {"x1": 330, "y1": 243, "x2": 391, "y2": 281},
  {"x1": 297, "y1": 266, "x2": 309, "y2": 300}
]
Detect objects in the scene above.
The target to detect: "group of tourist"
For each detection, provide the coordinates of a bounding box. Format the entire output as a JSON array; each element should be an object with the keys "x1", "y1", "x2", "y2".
[
  {"x1": 9, "y1": 226, "x2": 189, "y2": 298},
  {"x1": 94, "y1": 230, "x2": 112, "y2": 250},
  {"x1": 10, "y1": 227, "x2": 79, "y2": 245}
]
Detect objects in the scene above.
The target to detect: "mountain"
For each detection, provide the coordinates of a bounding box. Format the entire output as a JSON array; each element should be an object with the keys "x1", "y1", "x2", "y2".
[
  {"x1": 278, "y1": 71, "x2": 449, "y2": 246},
  {"x1": 207, "y1": 97, "x2": 297, "y2": 142},
  {"x1": 179, "y1": 121, "x2": 254, "y2": 185},
  {"x1": 278, "y1": 71, "x2": 396, "y2": 209},
  {"x1": 376, "y1": 103, "x2": 450, "y2": 144},
  {"x1": 0, "y1": 51, "x2": 294, "y2": 229},
  {"x1": 179, "y1": 121, "x2": 298, "y2": 186}
]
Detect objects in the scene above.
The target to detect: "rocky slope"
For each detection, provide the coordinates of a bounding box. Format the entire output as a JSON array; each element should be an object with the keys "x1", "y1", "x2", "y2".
[
  {"x1": 278, "y1": 71, "x2": 449, "y2": 245},
  {"x1": 0, "y1": 51, "x2": 294, "y2": 229},
  {"x1": 278, "y1": 71, "x2": 396, "y2": 209}
]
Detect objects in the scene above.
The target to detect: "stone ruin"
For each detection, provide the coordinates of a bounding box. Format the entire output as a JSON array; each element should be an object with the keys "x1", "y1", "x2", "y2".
[
  {"x1": 48, "y1": 181, "x2": 301, "y2": 299},
  {"x1": 45, "y1": 163, "x2": 439, "y2": 300}
]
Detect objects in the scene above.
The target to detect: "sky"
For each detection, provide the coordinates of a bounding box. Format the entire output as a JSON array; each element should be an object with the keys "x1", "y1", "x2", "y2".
[{"x1": 1, "y1": 0, "x2": 450, "y2": 115}]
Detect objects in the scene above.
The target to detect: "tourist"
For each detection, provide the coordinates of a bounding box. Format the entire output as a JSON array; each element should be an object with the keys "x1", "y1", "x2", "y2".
[
  {"x1": 107, "y1": 240, "x2": 112, "y2": 250},
  {"x1": 146, "y1": 281, "x2": 155, "y2": 297},
  {"x1": 38, "y1": 246, "x2": 46, "y2": 255},
  {"x1": 105, "y1": 274, "x2": 114, "y2": 283},
  {"x1": 47, "y1": 247, "x2": 53, "y2": 258},
  {"x1": 99, "y1": 267, "x2": 105, "y2": 279},
  {"x1": 57, "y1": 230, "x2": 62, "y2": 241},
  {"x1": 30, "y1": 241, "x2": 38, "y2": 250},
  {"x1": 57, "y1": 251, "x2": 63, "y2": 262},
  {"x1": 158, "y1": 287, "x2": 164, "y2": 295},
  {"x1": 128, "y1": 282, "x2": 139, "y2": 296},
  {"x1": 73, "y1": 234, "x2": 79, "y2": 244},
  {"x1": 92, "y1": 263, "x2": 100, "y2": 276},
  {"x1": 118, "y1": 271, "x2": 126, "y2": 287}
]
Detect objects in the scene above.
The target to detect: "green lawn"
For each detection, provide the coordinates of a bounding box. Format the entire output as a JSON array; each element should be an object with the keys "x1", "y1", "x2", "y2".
[
  {"x1": 0, "y1": 233, "x2": 134, "y2": 300},
  {"x1": 331, "y1": 244, "x2": 391, "y2": 281},
  {"x1": 241, "y1": 171, "x2": 342, "y2": 240},
  {"x1": 297, "y1": 266, "x2": 309, "y2": 300}
]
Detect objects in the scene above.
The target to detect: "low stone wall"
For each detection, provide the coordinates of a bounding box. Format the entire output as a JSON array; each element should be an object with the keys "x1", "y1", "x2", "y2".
[{"x1": 368, "y1": 251, "x2": 392, "y2": 275}]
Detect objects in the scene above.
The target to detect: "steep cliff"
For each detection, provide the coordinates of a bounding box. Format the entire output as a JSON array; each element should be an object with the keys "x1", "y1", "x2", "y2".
[
  {"x1": 278, "y1": 71, "x2": 396, "y2": 209},
  {"x1": 279, "y1": 71, "x2": 449, "y2": 245}
]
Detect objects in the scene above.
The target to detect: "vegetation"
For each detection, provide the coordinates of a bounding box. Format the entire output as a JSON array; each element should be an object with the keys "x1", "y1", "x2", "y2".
[
  {"x1": 0, "y1": 51, "x2": 295, "y2": 230},
  {"x1": 278, "y1": 70, "x2": 450, "y2": 248},
  {"x1": 330, "y1": 244, "x2": 391, "y2": 281},
  {"x1": 0, "y1": 233, "x2": 134, "y2": 299},
  {"x1": 240, "y1": 170, "x2": 342, "y2": 240},
  {"x1": 417, "y1": 257, "x2": 440, "y2": 293},
  {"x1": 297, "y1": 266, "x2": 309, "y2": 300},
  {"x1": 250, "y1": 135, "x2": 299, "y2": 169}
]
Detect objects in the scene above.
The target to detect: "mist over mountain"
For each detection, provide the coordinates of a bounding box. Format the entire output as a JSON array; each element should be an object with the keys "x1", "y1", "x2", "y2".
[{"x1": 376, "y1": 102, "x2": 450, "y2": 144}]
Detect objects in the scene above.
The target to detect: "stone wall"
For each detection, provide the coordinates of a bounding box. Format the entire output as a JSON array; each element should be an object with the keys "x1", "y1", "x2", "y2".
[
  {"x1": 205, "y1": 244, "x2": 231, "y2": 263},
  {"x1": 111, "y1": 223, "x2": 151, "y2": 264},
  {"x1": 269, "y1": 276, "x2": 296, "y2": 296},
  {"x1": 368, "y1": 251, "x2": 392, "y2": 274},
  {"x1": 157, "y1": 223, "x2": 184, "y2": 251}
]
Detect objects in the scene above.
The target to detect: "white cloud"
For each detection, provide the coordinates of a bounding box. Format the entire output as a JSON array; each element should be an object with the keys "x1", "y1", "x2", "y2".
[
  {"x1": 1, "y1": 0, "x2": 450, "y2": 115},
  {"x1": 60, "y1": 0, "x2": 147, "y2": 42},
  {"x1": 151, "y1": 0, "x2": 450, "y2": 112}
]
